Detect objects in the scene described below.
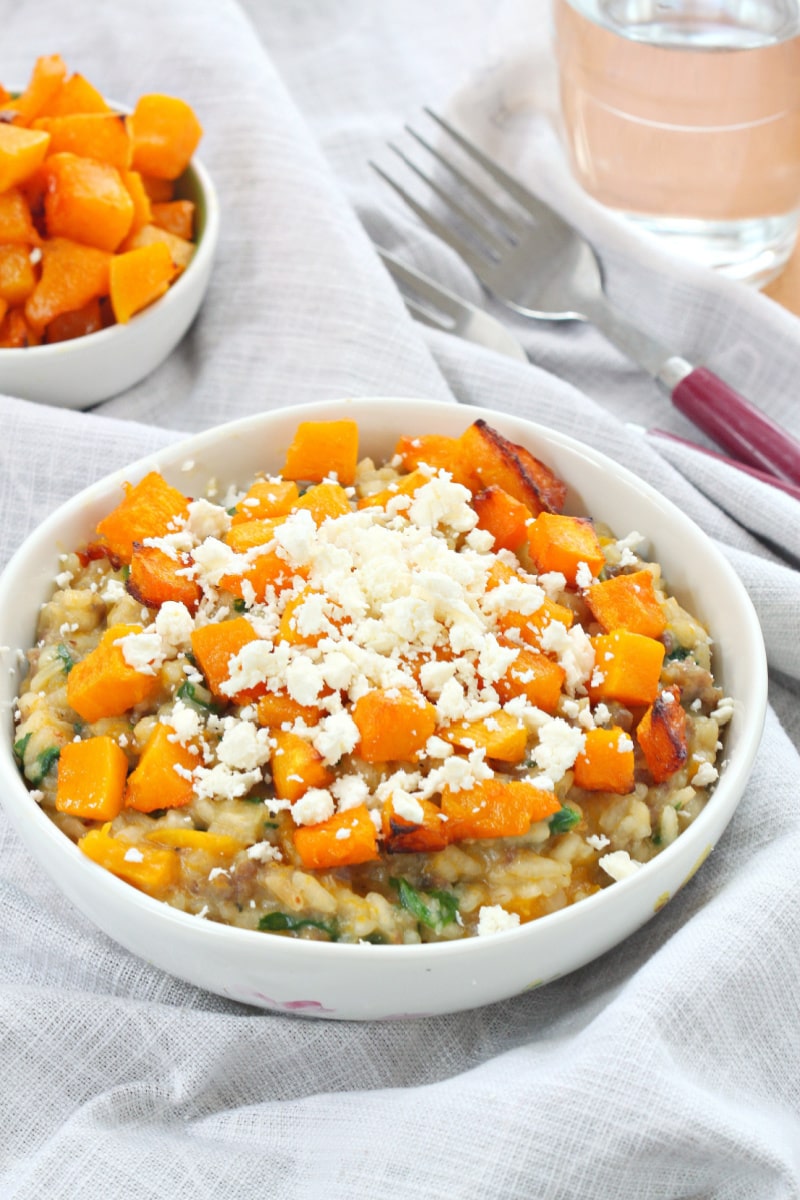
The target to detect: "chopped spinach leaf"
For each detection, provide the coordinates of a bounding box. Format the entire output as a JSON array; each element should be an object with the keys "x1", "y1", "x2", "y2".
[
  {"x1": 227, "y1": 506, "x2": 238, "y2": 517},
  {"x1": 176, "y1": 680, "x2": 220, "y2": 714},
  {"x1": 390, "y1": 877, "x2": 459, "y2": 933},
  {"x1": 665, "y1": 645, "x2": 692, "y2": 662},
  {"x1": 651, "y1": 829, "x2": 662, "y2": 846},
  {"x1": 232, "y1": 597, "x2": 246, "y2": 613},
  {"x1": 56, "y1": 643, "x2": 75, "y2": 674},
  {"x1": 121, "y1": 565, "x2": 131, "y2": 581},
  {"x1": 361, "y1": 932, "x2": 387, "y2": 945},
  {"x1": 148, "y1": 809, "x2": 169, "y2": 819},
  {"x1": 13, "y1": 732, "x2": 31, "y2": 761},
  {"x1": 549, "y1": 805, "x2": 581, "y2": 835},
  {"x1": 31, "y1": 745, "x2": 60, "y2": 784},
  {"x1": 258, "y1": 912, "x2": 339, "y2": 940}
]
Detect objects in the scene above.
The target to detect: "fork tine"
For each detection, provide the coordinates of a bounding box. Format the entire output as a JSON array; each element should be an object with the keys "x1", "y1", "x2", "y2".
[
  {"x1": 375, "y1": 248, "x2": 469, "y2": 321},
  {"x1": 387, "y1": 143, "x2": 508, "y2": 258},
  {"x1": 423, "y1": 108, "x2": 567, "y2": 230},
  {"x1": 368, "y1": 161, "x2": 495, "y2": 279},
  {"x1": 404, "y1": 125, "x2": 525, "y2": 242}
]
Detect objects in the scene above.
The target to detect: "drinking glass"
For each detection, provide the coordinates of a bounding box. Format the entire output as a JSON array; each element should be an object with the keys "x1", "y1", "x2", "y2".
[{"x1": 553, "y1": 0, "x2": 800, "y2": 285}]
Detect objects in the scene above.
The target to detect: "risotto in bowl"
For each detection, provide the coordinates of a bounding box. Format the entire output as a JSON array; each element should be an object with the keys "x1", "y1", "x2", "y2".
[{"x1": 0, "y1": 398, "x2": 767, "y2": 1018}]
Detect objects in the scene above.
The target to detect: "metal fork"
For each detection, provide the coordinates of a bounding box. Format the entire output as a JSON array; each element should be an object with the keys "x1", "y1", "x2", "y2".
[
  {"x1": 371, "y1": 110, "x2": 800, "y2": 487},
  {"x1": 374, "y1": 247, "x2": 527, "y2": 362}
]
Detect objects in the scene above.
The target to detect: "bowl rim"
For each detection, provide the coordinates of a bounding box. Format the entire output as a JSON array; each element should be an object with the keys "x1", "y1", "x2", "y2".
[
  {"x1": 0, "y1": 152, "x2": 219, "y2": 361},
  {"x1": 0, "y1": 396, "x2": 769, "y2": 962}
]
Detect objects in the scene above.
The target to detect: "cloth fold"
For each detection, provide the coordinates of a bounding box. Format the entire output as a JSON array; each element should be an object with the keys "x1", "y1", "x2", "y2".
[{"x1": 1, "y1": 2, "x2": 799, "y2": 1197}]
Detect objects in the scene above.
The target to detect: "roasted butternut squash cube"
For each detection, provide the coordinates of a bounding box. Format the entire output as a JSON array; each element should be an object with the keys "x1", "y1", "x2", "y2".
[
  {"x1": 590, "y1": 630, "x2": 666, "y2": 707},
  {"x1": 282, "y1": 420, "x2": 359, "y2": 487},
  {"x1": 271, "y1": 731, "x2": 333, "y2": 802},
  {"x1": 24, "y1": 236, "x2": 110, "y2": 333},
  {"x1": 353, "y1": 688, "x2": 437, "y2": 763},
  {"x1": 129, "y1": 94, "x2": 203, "y2": 180},
  {"x1": 44, "y1": 152, "x2": 134, "y2": 252},
  {"x1": 573, "y1": 726, "x2": 635, "y2": 794},
  {"x1": 0, "y1": 245, "x2": 37, "y2": 305},
  {"x1": 527, "y1": 512, "x2": 604, "y2": 586},
  {"x1": 0, "y1": 124, "x2": 51, "y2": 192},
  {"x1": 67, "y1": 624, "x2": 162, "y2": 722},
  {"x1": 294, "y1": 805, "x2": 379, "y2": 870},
  {"x1": 636, "y1": 686, "x2": 688, "y2": 783},
  {"x1": 125, "y1": 722, "x2": 198, "y2": 812},
  {"x1": 32, "y1": 113, "x2": 132, "y2": 171},
  {"x1": 109, "y1": 241, "x2": 174, "y2": 323},
  {"x1": 95, "y1": 470, "x2": 189, "y2": 564},
  {"x1": 585, "y1": 570, "x2": 667, "y2": 639},
  {"x1": 56, "y1": 736, "x2": 129, "y2": 820}
]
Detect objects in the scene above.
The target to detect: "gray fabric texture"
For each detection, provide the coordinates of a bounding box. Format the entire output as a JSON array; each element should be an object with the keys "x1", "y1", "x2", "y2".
[{"x1": 1, "y1": 2, "x2": 799, "y2": 1196}]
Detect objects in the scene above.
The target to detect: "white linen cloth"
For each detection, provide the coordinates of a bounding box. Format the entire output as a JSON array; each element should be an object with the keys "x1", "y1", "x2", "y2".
[{"x1": 1, "y1": 2, "x2": 799, "y2": 1195}]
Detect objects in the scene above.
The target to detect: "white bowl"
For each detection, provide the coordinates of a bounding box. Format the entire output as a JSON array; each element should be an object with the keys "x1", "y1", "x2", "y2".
[
  {"x1": 0, "y1": 398, "x2": 767, "y2": 1019},
  {"x1": 0, "y1": 154, "x2": 219, "y2": 409}
]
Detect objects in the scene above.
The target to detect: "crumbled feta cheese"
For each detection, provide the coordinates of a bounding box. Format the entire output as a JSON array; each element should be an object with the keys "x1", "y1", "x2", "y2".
[
  {"x1": 155, "y1": 601, "x2": 195, "y2": 651},
  {"x1": 291, "y1": 787, "x2": 335, "y2": 826},
  {"x1": 692, "y1": 761, "x2": 719, "y2": 787},
  {"x1": 247, "y1": 841, "x2": 283, "y2": 863},
  {"x1": 586, "y1": 833, "x2": 610, "y2": 851},
  {"x1": 217, "y1": 722, "x2": 272, "y2": 771},
  {"x1": 187, "y1": 498, "x2": 231, "y2": 541},
  {"x1": 477, "y1": 905, "x2": 520, "y2": 936},
  {"x1": 123, "y1": 847, "x2": 144, "y2": 863},
  {"x1": 530, "y1": 717, "x2": 585, "y2": 783},
  {"x1": 599, "y1": 850, "x2": 642, "y2": 881},
  {"x1": 116, "y1": 630, "x2": 165, "y2": 676}
]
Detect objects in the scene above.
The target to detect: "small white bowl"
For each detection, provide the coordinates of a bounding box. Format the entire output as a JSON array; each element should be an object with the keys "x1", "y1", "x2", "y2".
[
  {"x1": 0, "y1": 154, "x2": 219, "y2": 409},
  {"x1": 0, "y1": 398, "x2": 767, "y2": 1019}
]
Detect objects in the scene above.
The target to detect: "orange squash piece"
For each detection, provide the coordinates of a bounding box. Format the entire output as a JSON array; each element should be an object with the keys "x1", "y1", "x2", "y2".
[
  {"x1": 585, "y1": 570, "x2": 667, "y2": 639},
  {"x1": 353, "y1": 688, "x2": 437, "y2": 763},
  {"x1": 109, "y1": 241, "x2": 174, "y2": 324},
  {"x1": 393, "y1": 433, "x2": 471, "y2": 487},
  {"x1": 381, "y1": 796, "x2": 450, "y2": 854},
  {"x1": 119, "y1": 222, "x2": 193, "y2": 273},
  {"x1": 496, "y1": 596, "x2": 574, "y2": 652},
  {"x1": 190, "y1": 617, "x2": 265, "y2": 703},
  {"x1": 139, "y1": 174, "x2": 175, "y2": 203},
  {"x1": 441, "y1": 711, "x2": 528, "y2": 764},
  {"x1": 282, "y1": 420, "x2": 359, "y2": 487},
  {"x1": 527, "y1": 512, "x2": 605, "y2": 586},
  {"x1": 0, "y1": 306, "x2": 39, "y2": 348},
  {"x1": 441, "y1": 778, "x2": 561, "y2": 841},
  {"x1": 56, "y1": 736, "x2": 129, "y2": 821},
  {"x1": 0, "y1": 124, "x2": 51, "y2": 192},
  {"x1": 271, "y1": 731, "x2": 333, "y2": 802},
  {"x1": 636, "y1": 686, "x2": 688, "y2": 783},
  {"x1": 0, "y1": 189, "x2": 41, "y2": 245},
  {"x1": 129, "y1": 94, "x2": 203, "y2": 180},
  {"x1": 24, "y1": 236, "x2": 110, "y2": 333},
  {"x1": 472, "y1": 486, "x2": 530, "y2": 552},
  {"x1": 458, "y1": 420, "x2": 567, "y2": 514},
  {"x1": 0, "y1": 245, "x2": 37, "y2": 305},
  {"x1": 150, "y1": 199, "x2": 195, "y2": 240},
  {"x1": 494, "y1": 646, "x2": 566, "y2": 715},
  {"x1": 44, "y1": 152, "x2": 135, "y2": 252},
  {"x1": 294, "y1": 481, "x2": 351, "y2": 523},
  {"x1": 231, "y1": 480, "x2": 300, "y2": 524},
  {"x1": 122, "y1": 170, "x2": 153, "y2": 236},
  {"x1": 294, "y1": 804, "x2": 379, "y2": 870},
  {"x1": 221, "y1": 518, "x2": 298, "y2": 601},
  {"x1": 256, "y1": 691, "x2": 321, "y2": 729},
  {"x1": 38, "y1": 72, "x2": 110, "y2": 119},
  {"x1": 44, "y1": 297, "x2": 103, "y2": 344},
  {"x1": 67, "y1": 623, "x2": 162, "y2": 722},
  {"x1": 32, "y1": 113, "x2": 132, "y2": 171},
  {"x1": 276, "y1": 589, "x2": 330, "y2": 648},
  {"x1": 125, "y1": 722, "x2": 198, "y2": 812},
  {"x1": 126, "y1": 542, "x2": 201, "y2": 612},
  {"x1": 8, "y1": 54, "x2": 67, "y2": 123},
  {"x1": 95, "y1": 471, "x2": 189, "y2": 564},
  {"x1": 79, "y1": 823, "x2": 179, "y2": 895},
  {"x1": 573, "y1": 726, "x2": 635, "y2": 793},
  {"x1": 590, "y1": 630, "x2": 666, "y2": 707}
]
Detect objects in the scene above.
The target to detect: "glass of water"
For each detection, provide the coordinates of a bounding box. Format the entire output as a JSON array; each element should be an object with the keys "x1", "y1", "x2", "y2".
[{"x1": 553, "y1": 0, "x2": 800, "y2": 286}]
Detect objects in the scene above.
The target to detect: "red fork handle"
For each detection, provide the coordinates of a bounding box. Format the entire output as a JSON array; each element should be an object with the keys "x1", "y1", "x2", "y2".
[{"x1": 670, "y1": 367, "x2": 800, "y2": 487}]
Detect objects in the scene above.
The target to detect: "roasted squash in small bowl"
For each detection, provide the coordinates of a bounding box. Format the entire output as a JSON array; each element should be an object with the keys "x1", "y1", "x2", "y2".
[
  {"x1": 0, "y1": 55, "x2": 219, "y2": 408},
  {"x1": 0, "y1": 398, "x2": 768, "y2": 1019}
]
